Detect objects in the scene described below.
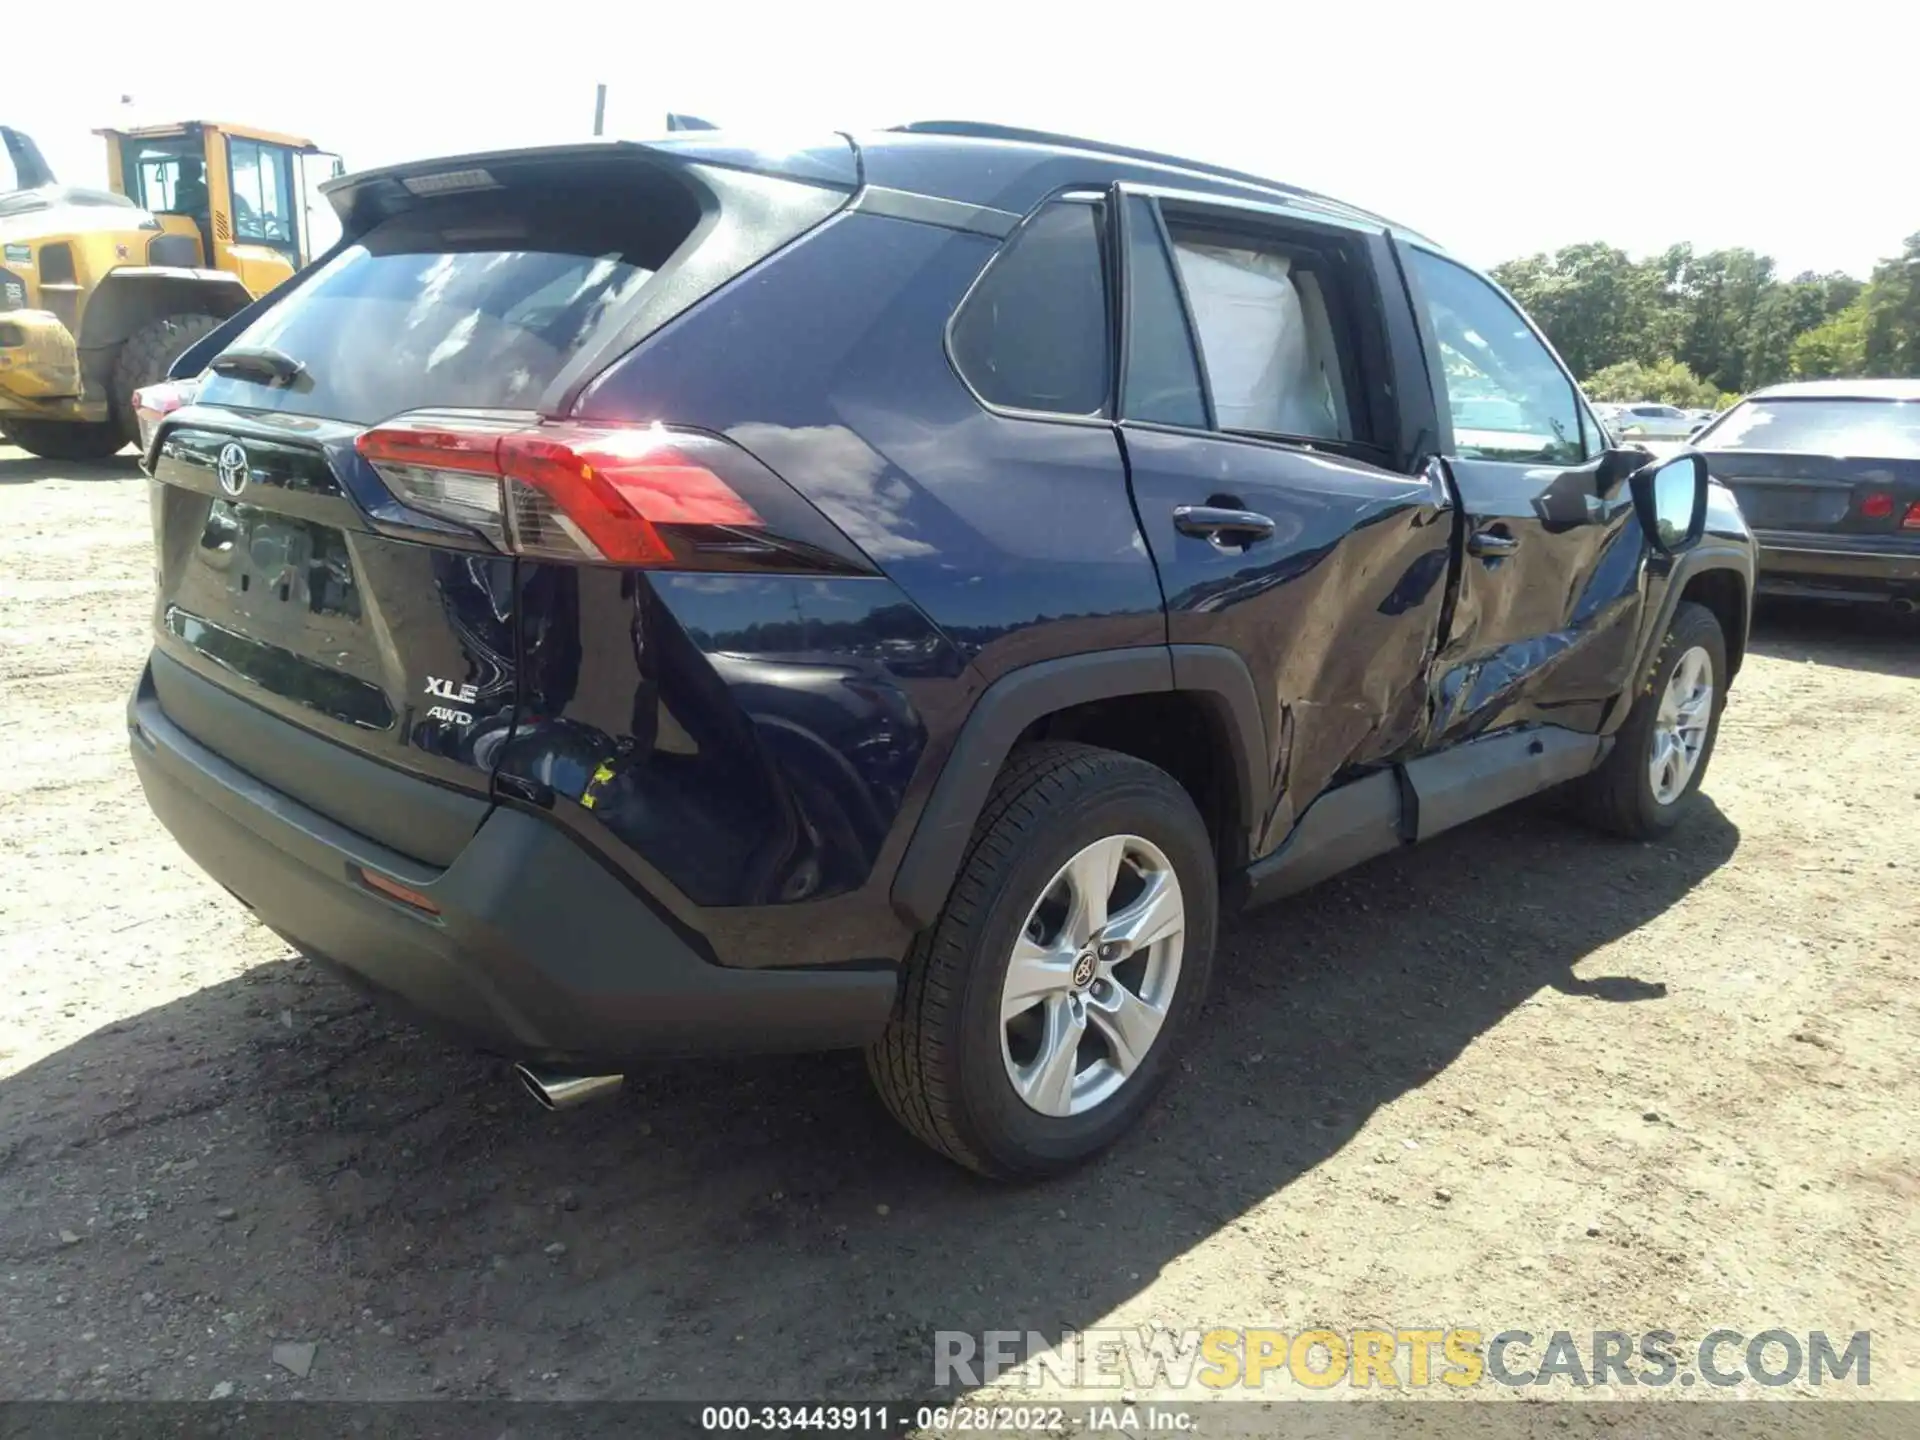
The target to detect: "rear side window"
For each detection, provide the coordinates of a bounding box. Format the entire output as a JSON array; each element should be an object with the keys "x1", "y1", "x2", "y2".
[
  {"x1": 950, "y1": 200, "x2": 1110, "y2": 416},
  {"x1": 1119, "y1": 196, "x2": 1208, "y2": 429},
  {"x1": 1160, "y1": 213, "x2": 1364, "y2": 446}
]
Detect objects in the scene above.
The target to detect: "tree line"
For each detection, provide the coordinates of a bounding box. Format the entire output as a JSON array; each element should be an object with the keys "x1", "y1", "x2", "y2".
[{"x1": 1491, "y1": 231, "x2": 1920, "y2": 407}]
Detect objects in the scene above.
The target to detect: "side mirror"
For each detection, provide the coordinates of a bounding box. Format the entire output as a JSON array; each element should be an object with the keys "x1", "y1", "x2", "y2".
[{"x1": 1630, "y1": 451, "x2": 1708, "y2": 554}]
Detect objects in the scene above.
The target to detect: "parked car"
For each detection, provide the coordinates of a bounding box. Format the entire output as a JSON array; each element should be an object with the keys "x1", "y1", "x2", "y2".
[
  {"x1": 1613, "y1": 403, "x2": 1700, "y2": 441},
  {"x1": 1692, "y1": 379, "x2": 1920, "y2": 607},
  {"x1": 125, "y1": 123, "x2": 1756, "y2": 1178}
]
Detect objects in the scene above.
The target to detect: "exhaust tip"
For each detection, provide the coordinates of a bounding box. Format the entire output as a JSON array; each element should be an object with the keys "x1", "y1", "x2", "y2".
[
  {"x1": 1890, "y1": 597, "x2": 1916, "y2": 615},
  {"x1": 513, "y1": 1064, "x2": 623, "y2": 1111}
]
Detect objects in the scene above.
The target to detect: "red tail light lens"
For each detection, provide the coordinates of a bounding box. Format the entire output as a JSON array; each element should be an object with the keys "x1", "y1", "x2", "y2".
[
  {"x1": 1903, "y1": 501, "x2": 1920, "y2": 531},
  {"x1": 130, "y1": 378, "x2": 200, "y2": 454},
  {"x1": 503, "y1": 426, "x2": 759, "y2": 564},
  {"x1": 1861, "y1": 492, "x2": 1895, "y2": 520},
  {"x1": 356, "y1": 417, "x2": 762, "y2": 566}
]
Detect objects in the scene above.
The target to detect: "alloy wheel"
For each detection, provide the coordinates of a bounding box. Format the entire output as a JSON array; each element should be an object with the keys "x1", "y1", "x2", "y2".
[
  {"x1": 998, "y1": 834, "x2": 1185, "y2": 1118},
  {"x1": 1649, "y1": 644, "x2": 1715, "y2": 805}
]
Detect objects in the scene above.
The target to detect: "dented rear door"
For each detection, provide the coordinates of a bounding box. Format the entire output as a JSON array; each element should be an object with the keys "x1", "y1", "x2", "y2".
[{"x1": 1111, "y1": 190, "x2": 1454, "y2": 856}]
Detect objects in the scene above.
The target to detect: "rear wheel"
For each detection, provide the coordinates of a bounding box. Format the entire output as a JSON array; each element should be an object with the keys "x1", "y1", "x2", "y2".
[
  {"x1": 1574, "y1": 601, "x2": 1728, "y2": 838},
  {"x1": 867, "y1": 742, "x2": 1217, "y2": 1179},
  {"x1": 0, "y1": 418, "x2": 126, "y2": 461},
  {"x1": 111, "y1": 312, "x2": 222, "y2": 441}
]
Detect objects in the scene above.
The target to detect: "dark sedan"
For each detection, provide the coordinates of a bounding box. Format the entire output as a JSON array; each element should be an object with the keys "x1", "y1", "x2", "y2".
[{"x1": 1694, "y1": 379, "x2": 1920, "y2": 608}]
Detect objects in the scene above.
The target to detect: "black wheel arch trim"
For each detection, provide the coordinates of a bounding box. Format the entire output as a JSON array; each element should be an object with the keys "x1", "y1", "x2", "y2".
[
  {"x1": 1168, "y1": 644, "x2": 1268, "y2": 873},
  {"x1": 1605, "y1": 543, "x2": 1753, "y2": 738},
  {"x1": 888, "y1": 645, "x2": 1268, "y2": 929}
]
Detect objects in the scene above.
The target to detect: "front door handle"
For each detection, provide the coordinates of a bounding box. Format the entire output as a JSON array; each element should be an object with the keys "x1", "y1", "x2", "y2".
[
  {"x1": 1173, "y1": 505, "x2": 1276, "y2": 545},
  {"x1": 1467, "y1": 528, "x2": 1519, "y2": 557}
]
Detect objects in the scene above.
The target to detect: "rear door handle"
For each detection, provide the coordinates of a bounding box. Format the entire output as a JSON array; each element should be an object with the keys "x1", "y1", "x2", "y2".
[
  {"x1": 1173, "y1": 505, "x2": 1276, "y2": 544},
  {"x1": 1467, "y1": 528, "x2": 1519, "y2": 557}
]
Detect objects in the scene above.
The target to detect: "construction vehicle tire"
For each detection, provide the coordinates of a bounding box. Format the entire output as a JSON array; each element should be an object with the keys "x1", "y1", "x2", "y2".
[
  {"x1": 112, "y1": 312, "x2": 223, "y2": 441},
  {"x1": 0, "y1": 419, "x2": 127, "y2": 461}
]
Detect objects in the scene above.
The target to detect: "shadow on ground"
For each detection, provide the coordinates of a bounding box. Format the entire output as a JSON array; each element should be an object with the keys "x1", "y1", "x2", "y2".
[
  {"x1": 0, "y1": 792, "x2": 1737, "y2": 1400},
  {"x1": 0, "y1": 447, "x2": 139, "y2": 484},
  {"x1": 1748, "y1": 595, "x2": 1920, "y2": 679}
]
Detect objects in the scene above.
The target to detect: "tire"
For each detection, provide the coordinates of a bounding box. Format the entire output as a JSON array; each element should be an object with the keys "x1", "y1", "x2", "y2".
[
  {"x1": 867, "y1": 742, "x2": 1218, "y2": 1179},
  {"x1": 0, "y1": 418, "x2": 127, "y2": 462},
  {"x1": 1573, "y1": 600, "x2": 1728, "y2": 839},
  {"x1": 110, "y1": 312, "x2": 222, "y2": 441}
]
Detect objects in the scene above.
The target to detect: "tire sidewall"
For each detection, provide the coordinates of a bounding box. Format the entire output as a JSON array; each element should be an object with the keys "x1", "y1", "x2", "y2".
[
  {"x1": 112, "y1": 312, "x2": 222, "y2": 438},
  {"x1": 1622, "y1": 605, "x2": 1728, "y2": 833},
  {"x1": 950, "y1": 770, "x2": 1217, "y2": 1173}
]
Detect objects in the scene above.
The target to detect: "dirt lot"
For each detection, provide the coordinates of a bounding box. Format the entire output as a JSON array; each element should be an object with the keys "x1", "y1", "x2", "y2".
[{"x1": 1, "y1": 445, "x2": 1916, "y2": 1409}]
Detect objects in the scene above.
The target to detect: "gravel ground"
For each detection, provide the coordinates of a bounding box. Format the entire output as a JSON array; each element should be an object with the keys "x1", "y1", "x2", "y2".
[{"x1": 1, "y1": 446, "x2": 1915, "y2": 1409}]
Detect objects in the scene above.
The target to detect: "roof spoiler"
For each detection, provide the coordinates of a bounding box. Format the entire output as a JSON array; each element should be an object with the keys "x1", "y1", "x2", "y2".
[{"x1": 321, "y1": 136, "x2": 857, "y2": 233}]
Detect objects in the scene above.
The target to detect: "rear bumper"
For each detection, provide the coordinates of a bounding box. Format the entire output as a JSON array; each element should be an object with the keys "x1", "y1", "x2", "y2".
[
  {"x1": 1753, "y1": 530, "x2": 1920, "y2": 601},
  {"x1": 128, "y1": 665, "x2": 898, "y2": 1064}
]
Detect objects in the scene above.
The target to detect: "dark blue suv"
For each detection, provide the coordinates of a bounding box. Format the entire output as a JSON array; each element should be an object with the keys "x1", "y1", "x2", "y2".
[{"x1": 128, "y1": 123, "x2": 1756, "y2": 1177}]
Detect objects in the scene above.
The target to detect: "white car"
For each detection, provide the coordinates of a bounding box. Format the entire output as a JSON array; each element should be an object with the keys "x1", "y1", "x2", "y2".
[{"x1": 1611, "y1": 403, "x2": 1698, "y2": 441}]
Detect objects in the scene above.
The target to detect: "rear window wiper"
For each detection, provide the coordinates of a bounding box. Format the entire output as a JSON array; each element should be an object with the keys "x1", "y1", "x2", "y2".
[{"x1": 207, "y1": 346, "x2": 307, "y2": 388}]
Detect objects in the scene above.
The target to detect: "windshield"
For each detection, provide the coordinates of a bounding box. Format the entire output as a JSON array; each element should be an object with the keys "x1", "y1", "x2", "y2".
[{"x1": 1696, "y1": 398, "x2": 1920, "y2": 460}]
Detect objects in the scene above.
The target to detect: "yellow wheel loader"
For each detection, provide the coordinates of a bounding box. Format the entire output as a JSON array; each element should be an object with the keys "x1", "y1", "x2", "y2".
[{"x1": 0, "y1": 121, "x2": 339, "y2": 460}]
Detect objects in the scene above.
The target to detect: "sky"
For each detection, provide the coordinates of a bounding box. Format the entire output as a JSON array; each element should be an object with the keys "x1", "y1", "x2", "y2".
[{"x1": 13, "y1": 0, "x2": 1915, "y2": 278}]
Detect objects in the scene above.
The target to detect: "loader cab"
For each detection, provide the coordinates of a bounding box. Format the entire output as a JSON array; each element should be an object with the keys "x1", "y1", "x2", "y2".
[{"x1": 99, "y1": 121, "x2": 342, "y2": 294}]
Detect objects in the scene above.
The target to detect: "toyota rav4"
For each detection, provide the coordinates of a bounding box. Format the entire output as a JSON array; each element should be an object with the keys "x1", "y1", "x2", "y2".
[{"x1": 128, "y1": 123, "x2": 1756, "y2": 1178}]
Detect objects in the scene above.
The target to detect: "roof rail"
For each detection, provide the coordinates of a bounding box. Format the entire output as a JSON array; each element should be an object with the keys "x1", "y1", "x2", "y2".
[{"x1": 890, "y1": 120, "x2": 1404, "y2": 232}]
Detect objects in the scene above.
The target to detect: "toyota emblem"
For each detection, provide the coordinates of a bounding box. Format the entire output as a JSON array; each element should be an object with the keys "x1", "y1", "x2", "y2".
[{"x1": 215, "y1": 442, "x2": 250, "y2": 498}]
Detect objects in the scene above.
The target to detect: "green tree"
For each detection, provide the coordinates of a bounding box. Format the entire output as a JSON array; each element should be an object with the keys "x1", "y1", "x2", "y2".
[
  {"x1": 1584, "y1": 358, "x2": 1724, "y2": 408},
  {"x1": 1497, "y1": 229, "x2": 1920, "y2": 396},
  {"x1": 1789, "y1": 306, "x2": 1867, "y2": 378},
  {"x1": 1859, "y1": 232, "x2": 1920, "y2": 376},
  {"x1": 1493, "y1": 244, "x2": 1669, "y2": 378},
  {"x1": 1671, "y1": 248, "x2": 1777, "y2": 393}
]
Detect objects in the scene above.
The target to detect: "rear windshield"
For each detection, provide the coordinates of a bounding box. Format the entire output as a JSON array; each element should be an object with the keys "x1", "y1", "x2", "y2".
[
  {"x1": 195, "y1": 175, "x2": 704, "y2": 424},
  {"x1": 1698, "y1": 397, "x2": 1920, "y2": 459}
]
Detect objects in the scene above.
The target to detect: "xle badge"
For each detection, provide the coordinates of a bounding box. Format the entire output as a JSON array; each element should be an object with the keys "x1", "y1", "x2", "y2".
[{"x1": 424, "y1": 676, "x2": 477, "y2": 726}]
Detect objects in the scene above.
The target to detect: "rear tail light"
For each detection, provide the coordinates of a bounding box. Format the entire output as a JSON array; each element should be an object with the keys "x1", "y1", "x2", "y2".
[
  {"x1": 355, "y1": 413, "x2": 863, "y2": 574},
  {"x1": 359, "y1": 416, "x2": 759, "y2": 566},
  {"x1": 1903, "y1": 501, "x2": 1920, "y2": 531},
  {"x1": 1861, "y1": 492, "x2": 1895, "y2": 520},
  {"x1": 130, "y1": 377, "x2": 200, "y2": 454}
]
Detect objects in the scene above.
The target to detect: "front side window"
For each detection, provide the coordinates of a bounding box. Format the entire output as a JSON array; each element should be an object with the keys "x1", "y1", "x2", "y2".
[
  {"x1": 1409, "y1": 249, "x2": 1582, "y2": 465},
  {"x1": 1580, "y1": 404, "x2": 1612, "y2": 458},
  {"x1": 950, "y1": 200, "x2": 1110, "y2": 416},
  {"x1": 227, "y1": 138, "x2": 298, "y2": 250},
  {"x1": 122, "y1": 137, "x2": 207, "y2": 217}
]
